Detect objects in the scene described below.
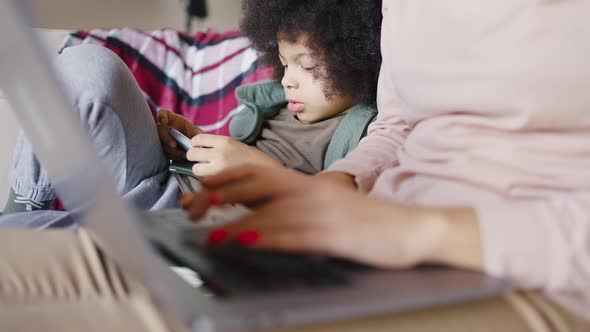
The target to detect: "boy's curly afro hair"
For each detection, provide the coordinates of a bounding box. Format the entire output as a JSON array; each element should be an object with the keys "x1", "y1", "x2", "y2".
[{"x1": 240, "y1": 0, "x2": 382, "y2": 106}]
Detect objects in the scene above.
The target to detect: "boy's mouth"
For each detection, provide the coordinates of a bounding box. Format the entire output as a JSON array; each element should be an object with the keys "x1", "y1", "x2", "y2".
[{"x1": 287, "y1": 100, "x2": 304, "y2": 113}]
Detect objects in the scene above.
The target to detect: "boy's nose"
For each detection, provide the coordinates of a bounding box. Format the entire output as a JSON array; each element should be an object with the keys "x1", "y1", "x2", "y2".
[{"x1": 281, "y1": 70, "x2": 298, "y2": 90}]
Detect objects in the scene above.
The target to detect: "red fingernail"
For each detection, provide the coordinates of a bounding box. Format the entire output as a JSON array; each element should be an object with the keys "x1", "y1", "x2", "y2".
[
  {"x1": 207, "y1": 192, "x2": 221, "y2": 206},
  {"x1": 236, "y1": 231, "x2": 260, "y2": 247},
  {"x1": 207, "y1": 228, "x2": 229, "y2": 245}
]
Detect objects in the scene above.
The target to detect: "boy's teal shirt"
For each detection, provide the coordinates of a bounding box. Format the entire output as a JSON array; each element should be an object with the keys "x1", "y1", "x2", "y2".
[{"x1": 230, "y1": 80, "x2": 377, "y2": 170}]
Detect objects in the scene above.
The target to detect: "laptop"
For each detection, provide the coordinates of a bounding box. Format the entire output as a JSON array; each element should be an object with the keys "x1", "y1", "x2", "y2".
[{"x1": 0, "y1": 1, "x2": 511, "y2": 331}]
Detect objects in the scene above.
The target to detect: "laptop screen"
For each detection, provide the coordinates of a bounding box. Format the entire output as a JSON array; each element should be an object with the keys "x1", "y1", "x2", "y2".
[{"x1": 0, "y1": 0, "x2": 200, "y2": 324}]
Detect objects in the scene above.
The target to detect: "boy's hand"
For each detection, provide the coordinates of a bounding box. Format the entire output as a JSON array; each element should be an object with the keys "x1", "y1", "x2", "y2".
[
  {"x1": 186, "y1": 134, "x2": 282, "y2": 177},
  {"x1": 156, "y1": 109, "x2": 203, "y2": 160}
]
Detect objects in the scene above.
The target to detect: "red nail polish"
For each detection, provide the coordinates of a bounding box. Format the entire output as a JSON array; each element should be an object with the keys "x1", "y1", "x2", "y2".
[
  {"x1": 207, "y1": 228, "x2": 229, "y2": 245},
  {"x1": 207, "y1": 192, "x2": 221, "y2": 206},
  {"x1": 236, "y1": 231, "x2": 260, "y2": 247}
]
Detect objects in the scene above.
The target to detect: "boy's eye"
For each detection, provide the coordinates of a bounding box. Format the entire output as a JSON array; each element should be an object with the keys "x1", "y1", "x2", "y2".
[{"x1": 302, "y1": 65, "x2": 318, "y2": 71}]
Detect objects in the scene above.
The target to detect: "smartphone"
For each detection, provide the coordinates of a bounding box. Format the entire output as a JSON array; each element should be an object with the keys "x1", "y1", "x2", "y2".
[{"x1": 167, "y1": 126, "x2": 192, "y2": 151}]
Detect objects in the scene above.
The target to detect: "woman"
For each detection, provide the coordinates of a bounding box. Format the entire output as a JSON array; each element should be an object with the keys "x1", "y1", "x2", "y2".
[{"x1": 181, "y1": 1, "x2": 590, "y2": 330}]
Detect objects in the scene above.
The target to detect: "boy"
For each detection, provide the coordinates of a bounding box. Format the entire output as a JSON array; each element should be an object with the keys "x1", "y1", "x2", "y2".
[{"x1": 158, "y1": 0, "x2": 382, "y2": 176}]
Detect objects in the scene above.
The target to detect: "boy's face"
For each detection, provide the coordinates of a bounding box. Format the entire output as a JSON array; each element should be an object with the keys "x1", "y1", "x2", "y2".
[{"x1": 278, "y1": 39, "x2": 355, "y2": 124}]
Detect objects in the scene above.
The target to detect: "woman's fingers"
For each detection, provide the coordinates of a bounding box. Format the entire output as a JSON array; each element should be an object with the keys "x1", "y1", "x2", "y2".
[
  {"x1": 241, "y1": 229, "x2": 330, "y2": 256},
  {"x1": 213, "y1": 178, "x2": 286, "y2": 206},
  {"x1": 200, "y1": 165, "x2": 259, "y2": 188},
  {"x1": 181, "y1": 192, "x2": 210, "y2": 220},
  {"x1": 180, "y1": 166, "x2": 274, "y2": 208},
  {"x1": 199, "y1": 200, "x2": 331, "y2": 255},
  {"x1": 201, "y1": 165, "x2": 308, "y2": 204},
  {"x1": 180, "y1": 170, "x2": 431, "y2": 270},
  {"x1": 216, "y1": 224, "x2": 335, "y2": 258}
]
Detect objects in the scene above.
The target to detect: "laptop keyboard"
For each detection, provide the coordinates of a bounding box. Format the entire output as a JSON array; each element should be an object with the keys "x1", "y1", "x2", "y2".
[{"x1": 140, "y1": 208, "x2": 371, "y2": 298}]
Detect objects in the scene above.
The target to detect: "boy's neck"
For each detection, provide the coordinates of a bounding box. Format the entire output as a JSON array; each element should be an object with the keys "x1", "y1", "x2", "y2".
[{"x1": 293, "y1": 105, "x2": 355, "y2": 124}]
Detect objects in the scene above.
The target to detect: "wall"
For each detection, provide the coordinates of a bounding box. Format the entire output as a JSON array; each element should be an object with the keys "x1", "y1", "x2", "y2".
[{"x1": 30, "y1": 0, "x2": 241, "y2": 32}]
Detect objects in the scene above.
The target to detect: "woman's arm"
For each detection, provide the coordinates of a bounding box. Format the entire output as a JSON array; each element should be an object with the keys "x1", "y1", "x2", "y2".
[
  {"x1": 183, "y1": 164, "x2": 590, "y2": 296},
  {"x1": 428, "y1": 207, "x2": 483, "y2": 270},
  {"x1": 327, "y1": 62, "x2": 411, "y2": 192},
  {"x1": 474, "y1": 195, "x2": 590, "y2": 292}
]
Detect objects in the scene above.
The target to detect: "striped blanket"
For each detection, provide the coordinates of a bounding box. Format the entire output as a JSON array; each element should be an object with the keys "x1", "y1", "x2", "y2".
[{"x1": 63, "y1": 28, "x2": 274, "y2": 135}]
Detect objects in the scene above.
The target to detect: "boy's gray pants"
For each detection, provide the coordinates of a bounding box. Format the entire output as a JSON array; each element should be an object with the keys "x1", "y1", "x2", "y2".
[{"x1": 0, "y1": 44, "x2": 180, "y2": 228}]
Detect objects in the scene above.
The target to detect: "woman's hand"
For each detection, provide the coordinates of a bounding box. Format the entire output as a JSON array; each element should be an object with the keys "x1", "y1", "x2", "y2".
[
  {"x1": 316, "y1": 171, "x2": 357, "y2": 190},
  {"x1": 156, "y1": 109, "x2": 203, "y2": 160},
  {"x1": 181, "y1": 165, "x2": 484, "y2": 270},
  {"x1": 186, "y1": 134, "x2": 282, "y2": 177}
]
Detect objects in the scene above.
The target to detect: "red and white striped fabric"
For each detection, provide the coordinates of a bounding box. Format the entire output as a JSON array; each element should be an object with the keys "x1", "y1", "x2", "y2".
[{"x1": 63, "y1": 28, "x2": 274, "y2": 136}]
